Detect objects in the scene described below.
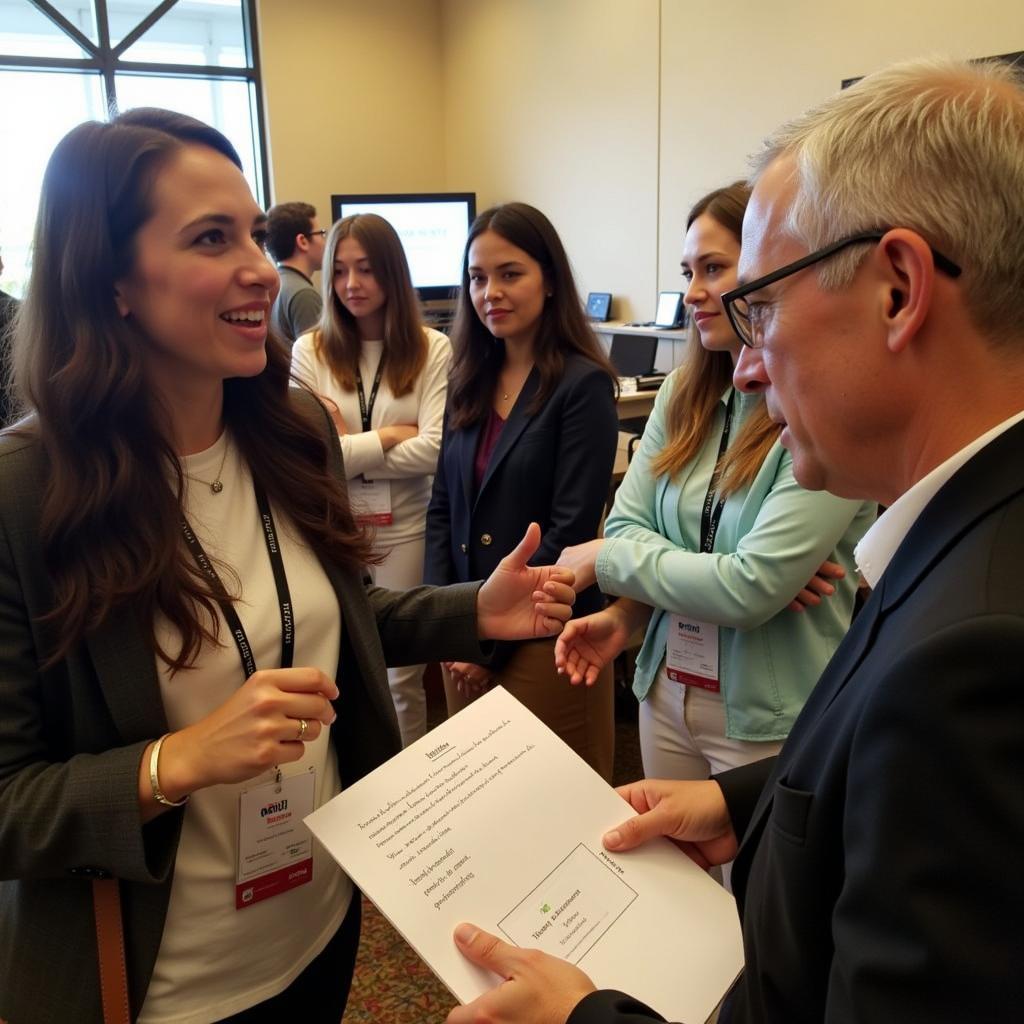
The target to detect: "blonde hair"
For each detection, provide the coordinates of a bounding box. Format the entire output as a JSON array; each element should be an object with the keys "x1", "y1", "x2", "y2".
[
  {"x1": 755, "y1": 56, "x2": 1024, "y2": 346},
  {"x1": 652, "y1": 182, "x2": 780, "y2": 495}
]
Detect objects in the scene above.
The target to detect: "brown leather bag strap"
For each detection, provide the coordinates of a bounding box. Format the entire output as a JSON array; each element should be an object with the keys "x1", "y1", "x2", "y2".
[{"x1": 92, "y1": 878, "x2": 131, "y2": 1024}]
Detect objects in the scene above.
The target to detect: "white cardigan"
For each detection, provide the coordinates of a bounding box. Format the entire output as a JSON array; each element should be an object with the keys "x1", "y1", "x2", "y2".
[{"x1": 291, "y1": 327, "x2": 450, "y2": 546}]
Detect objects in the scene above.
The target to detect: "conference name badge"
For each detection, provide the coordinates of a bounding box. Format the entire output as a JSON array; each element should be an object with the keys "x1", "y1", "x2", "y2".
[
  {"x1": 353, "y1": 476, "x2": 393, "y2": 526},
  {"x1": 666, "y1": 615, "x2": 720, "y2": 692},
  {"x1": 236, "y1": 768, "x2": 316, "y2": 909}
]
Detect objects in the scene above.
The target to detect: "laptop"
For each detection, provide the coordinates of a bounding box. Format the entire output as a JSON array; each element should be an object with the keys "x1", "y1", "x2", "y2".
[{"x1": 623, "y1": 290, "x2": 686, "y2": 329}]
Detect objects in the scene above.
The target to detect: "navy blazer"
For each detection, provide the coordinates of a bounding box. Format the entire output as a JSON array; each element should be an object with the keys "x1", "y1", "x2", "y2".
[
  {"x1": 425, "y1": 353, "x2": 618, "y2": 633},
  {"x1": 569, "y1": 416, "x2": 1024, "y2": 1024}
]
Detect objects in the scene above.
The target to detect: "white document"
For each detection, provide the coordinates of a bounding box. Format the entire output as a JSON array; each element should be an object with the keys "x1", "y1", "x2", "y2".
[{"x1": 305, "y1": 687, "x2": 744, "y2": 1023}]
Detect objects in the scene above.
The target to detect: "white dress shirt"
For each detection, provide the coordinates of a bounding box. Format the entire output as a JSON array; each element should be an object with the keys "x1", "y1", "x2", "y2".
[{"x1": 855, "y1": 409, "x2": 1024, "y2": 587}]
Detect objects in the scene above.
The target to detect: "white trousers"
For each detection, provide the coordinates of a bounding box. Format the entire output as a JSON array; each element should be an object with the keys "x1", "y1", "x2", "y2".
[
  {"x1": 639, "y1": 665, "x2": 783, "y2": 893},
  {"x1": 367, "y1": 534, "x2": 427, "y2": 747},
  {"x1": 639, "y1": 664, "x2": 783, "y2": 780}
]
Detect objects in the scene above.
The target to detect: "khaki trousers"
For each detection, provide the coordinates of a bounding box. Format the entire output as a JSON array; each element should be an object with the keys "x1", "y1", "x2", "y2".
[{"x1": 443, "y1": 638, "x2": 615, "y2": 782}]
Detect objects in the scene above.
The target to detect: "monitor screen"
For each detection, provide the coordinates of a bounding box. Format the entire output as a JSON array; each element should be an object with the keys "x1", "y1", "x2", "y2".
[
  {"x1": 653, "y1": 291, "x2": 684, "y2": 328},
  {"x1": 330, "y1": 192, "x2": 477, "y2": 301}
]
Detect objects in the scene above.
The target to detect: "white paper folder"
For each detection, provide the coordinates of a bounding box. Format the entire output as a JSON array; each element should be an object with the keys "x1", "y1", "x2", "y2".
[{"x1": 305, "y1": 686, "x2": 744, "y2": 1023}]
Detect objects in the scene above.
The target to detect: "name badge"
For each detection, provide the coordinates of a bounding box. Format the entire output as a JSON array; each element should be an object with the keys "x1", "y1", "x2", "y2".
[
  {"x1": 236, "y1": 768, "x2": 316, "y2": 909},
  {"x1": 353, "y1": 476, "x2": 393, "y2": 526},
  {"x1": 665, "y1": 615, "x2": 720, "y2": 692}
]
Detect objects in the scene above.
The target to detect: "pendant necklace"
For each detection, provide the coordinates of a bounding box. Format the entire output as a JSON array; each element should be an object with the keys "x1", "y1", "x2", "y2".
[{"x1": 183, "y1": 440, "x2": 229, "y2": 495}]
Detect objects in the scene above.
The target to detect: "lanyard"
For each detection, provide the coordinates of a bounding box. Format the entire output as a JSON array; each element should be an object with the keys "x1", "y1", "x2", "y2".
[
  {"x1": 699, "y1": 390, "x2": 736, "y2": 554},
  {"x1": 181, "y1": 483, "x2": 294, "y2": 680},
  {"x1": 355, "y1": 357, "x2": 386, "y2": 433}
]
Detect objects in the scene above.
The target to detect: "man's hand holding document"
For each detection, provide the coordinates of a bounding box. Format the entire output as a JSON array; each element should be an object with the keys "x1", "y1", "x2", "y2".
[{"x1": 305, "y1": 687, "x2": 743, "y2": 1024}]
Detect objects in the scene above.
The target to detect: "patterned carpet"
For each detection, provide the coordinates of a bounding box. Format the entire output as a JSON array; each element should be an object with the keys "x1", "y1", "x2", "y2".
[{"x1": 342, "y1": 685, "x2": 644, "y2": 1023}]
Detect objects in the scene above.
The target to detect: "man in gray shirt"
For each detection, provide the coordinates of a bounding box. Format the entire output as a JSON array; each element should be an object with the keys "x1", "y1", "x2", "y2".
[{"x1": 266, "y1": 201, "x2": 326, "y2": 344}]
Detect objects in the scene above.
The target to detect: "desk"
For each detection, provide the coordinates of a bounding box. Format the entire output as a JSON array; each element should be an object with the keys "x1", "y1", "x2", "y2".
[
  {"x1": 616, "y1": 387, "x2": 659, "y2": 421},
  {"x1": 594, "y1": 322, "x2": 689, "y2": 342}
]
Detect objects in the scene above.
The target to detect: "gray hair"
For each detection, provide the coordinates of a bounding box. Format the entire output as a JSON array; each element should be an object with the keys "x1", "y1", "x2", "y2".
[{"x1": 753, "y1": 56, "x2": 1024, "y2": 345}]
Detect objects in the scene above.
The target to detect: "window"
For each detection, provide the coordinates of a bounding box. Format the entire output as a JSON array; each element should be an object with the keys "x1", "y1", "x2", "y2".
[{"x1": 0, "y1": 0, "x2": 268, "y2": 298}]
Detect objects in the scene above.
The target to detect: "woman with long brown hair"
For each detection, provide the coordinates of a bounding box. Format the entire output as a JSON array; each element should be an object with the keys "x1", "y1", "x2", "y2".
[
  {"x1": 291, "y1": 213, "x2": 450, "y2": 746},
  {"x1": 555, "y1": 182, "x2": 875, "y2": 783},
  {"x1": 424, "y1": 202, "x2": 619, "y2": 781},
  {"x1": 0, "y1": 110, "x2": 574, "y2": 1023}
]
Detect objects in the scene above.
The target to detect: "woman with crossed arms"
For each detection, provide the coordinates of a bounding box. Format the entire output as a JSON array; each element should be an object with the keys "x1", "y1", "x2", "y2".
[
  {"x1": 291, "y1": 213, "x2": 450, "y2": 746},
  {"x1": 555, "y1": 182, "x2": 874, "y2": 783}
]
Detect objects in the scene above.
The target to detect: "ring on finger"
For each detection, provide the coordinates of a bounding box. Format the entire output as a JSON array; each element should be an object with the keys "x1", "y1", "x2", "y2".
[{"x1": 297, "y1": 718, "x2": 308, "y2": 741}]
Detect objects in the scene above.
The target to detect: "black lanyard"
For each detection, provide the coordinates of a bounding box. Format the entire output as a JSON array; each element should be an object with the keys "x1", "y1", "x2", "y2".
[
  {"x1": 355, "y1": 358, "x2": 386, "y2": 433},
  {"x1": 699, "y1": 391, "x2": 736, "y2": 554},
  {"x1": 181, "y1": 483, "x2": 294, "y2": 679}
]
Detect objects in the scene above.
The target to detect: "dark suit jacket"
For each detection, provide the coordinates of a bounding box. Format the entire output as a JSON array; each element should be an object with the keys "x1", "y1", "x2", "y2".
[
  {"x1": 424, "y1": 354, "x2": 617, "y2": 664},
  {"x1": 0, "y1": 394, "x2": 488, "y2": 1023},
  {"x1": 570, "y1": 417, "x2": 1024, "y2": 1024}
]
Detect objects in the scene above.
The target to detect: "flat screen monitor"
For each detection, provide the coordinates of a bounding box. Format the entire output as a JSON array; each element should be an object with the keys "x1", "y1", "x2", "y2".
[
  {"x1": 653, "y1": 291, "x2": 685, "y2": 328},
  {"x1": 609, "y1": 334, "x2": 658, "y2": 377},
  {"x1": 330, "y1": 192, "x2": 477, "y2": 301}
]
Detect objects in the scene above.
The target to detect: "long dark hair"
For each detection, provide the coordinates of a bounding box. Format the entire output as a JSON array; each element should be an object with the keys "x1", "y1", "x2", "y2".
[
  {"x1": 13, "y1": 107, "x2": 373, "y2": 670},
  {"x1": 447, "y1": 202, "x2": 616, "y2": 429},
  {"x1": 314, "y1": 213, "x2": 427, "y2": 397},
  {"x1": 651, "y1": 182, "x2": 780, "y2": 494}
]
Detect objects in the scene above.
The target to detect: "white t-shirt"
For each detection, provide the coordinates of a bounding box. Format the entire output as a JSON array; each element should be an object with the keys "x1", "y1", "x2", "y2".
[
  {"x1": 290, "y1": 327, "x2": 450, "y2": 546},
  {"x1": 138, "y1": 432, "x2": 352, "y2": 1024}
]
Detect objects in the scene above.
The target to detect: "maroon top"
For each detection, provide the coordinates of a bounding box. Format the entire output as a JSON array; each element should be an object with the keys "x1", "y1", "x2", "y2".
[{"x1": 474, "y1": 407, "x2": 506, "y2": 491}]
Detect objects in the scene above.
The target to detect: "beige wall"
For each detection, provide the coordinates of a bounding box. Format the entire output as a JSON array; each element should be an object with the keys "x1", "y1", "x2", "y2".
[
  {"x1": 258, "y1": 0, "x2": 446, "y2": 230},
  {"x1": 658, "y1": 0, "x2": 1024, "y2": 292},
  {"x1": 441, "y1": 0, "x2": 661, "y2": 322},
  {"x1": 257, "y1": 0, "x2": 1024, "y2": 326}
]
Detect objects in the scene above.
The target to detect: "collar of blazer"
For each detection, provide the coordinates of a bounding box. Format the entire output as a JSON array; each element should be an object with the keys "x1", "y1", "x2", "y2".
[
  {"x1": 732, "y1": 416, "x2": 1024, "y2": 870},
  {"x1": 465, "y1": 365, "x2": 542, "y2": 510},
  {"x1": 877, "y1": 416, "x2": 1024, "y2": 614}
]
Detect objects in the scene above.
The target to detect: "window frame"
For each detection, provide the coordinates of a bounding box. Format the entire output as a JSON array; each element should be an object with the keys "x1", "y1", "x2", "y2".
[{"x1": 0, "y1": 0, "x2": 270, "y2": 204}]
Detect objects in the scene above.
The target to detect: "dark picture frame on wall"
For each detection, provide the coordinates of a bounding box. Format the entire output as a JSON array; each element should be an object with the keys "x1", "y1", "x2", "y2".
[{"x1": 842, "y1": 50, "x2": 1023, "y2": 89}]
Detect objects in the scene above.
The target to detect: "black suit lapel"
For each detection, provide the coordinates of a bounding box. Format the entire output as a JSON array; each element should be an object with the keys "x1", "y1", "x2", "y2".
[
  {"x1": 457, "y1": 419, "x2": 483, "y2": 516},
  {"x1": 733, "y1": 575, "x2": 888, "y2": 873},
  {"x1": 734, "y1": 417, "x2": 1024, "y2": 876},
  {"x1": 877, "y1": 417, "x2": 1024, "y2": 616}
]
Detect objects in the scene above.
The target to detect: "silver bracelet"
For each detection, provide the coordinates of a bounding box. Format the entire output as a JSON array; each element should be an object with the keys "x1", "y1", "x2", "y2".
[{"x1": 149, "y1": 733, "x2": 189, "y2": 808}]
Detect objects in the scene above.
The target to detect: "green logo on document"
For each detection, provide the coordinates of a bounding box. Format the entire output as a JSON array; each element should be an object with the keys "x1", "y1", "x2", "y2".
[{"x1": 540, "y1": 903, "x2": 551, "y2": 913}]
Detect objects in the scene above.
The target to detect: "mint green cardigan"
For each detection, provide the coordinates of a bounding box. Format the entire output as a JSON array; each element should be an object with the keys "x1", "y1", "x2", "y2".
[{"x1": 597, "y1": 373, "x2": 875, "y2": 741}]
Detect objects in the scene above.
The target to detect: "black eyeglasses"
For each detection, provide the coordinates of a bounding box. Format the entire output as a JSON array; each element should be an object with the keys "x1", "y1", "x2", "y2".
[
  {"x1": 305, "y1": 229, "x2": 327, "y2": 239},
  {"x1": 721, "y1": 230, "x2": 962, "y2": 349}
]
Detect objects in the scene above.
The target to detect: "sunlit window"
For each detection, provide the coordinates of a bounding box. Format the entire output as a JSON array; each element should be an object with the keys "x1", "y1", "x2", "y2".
[{"x1": 0, "y1": 0, "x2": 267, "y2": 298}]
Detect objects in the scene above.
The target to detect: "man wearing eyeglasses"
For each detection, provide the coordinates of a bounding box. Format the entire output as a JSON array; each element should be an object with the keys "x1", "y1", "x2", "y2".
[
  {"x1": 445, "y1": 57, "x2": 1024, "y2": 1024},
  {"x1": 266, "y1": 200, "x2": 326, "y2": 344}
]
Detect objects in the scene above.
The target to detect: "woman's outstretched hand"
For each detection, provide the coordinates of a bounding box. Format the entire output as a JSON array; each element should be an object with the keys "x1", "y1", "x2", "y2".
[
  {"x1": 554, "y1": 607, "x2": 630, "y2": 686},
  {"x1": 476, "y1": 523, "x2": 576, "y2": 640}
]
